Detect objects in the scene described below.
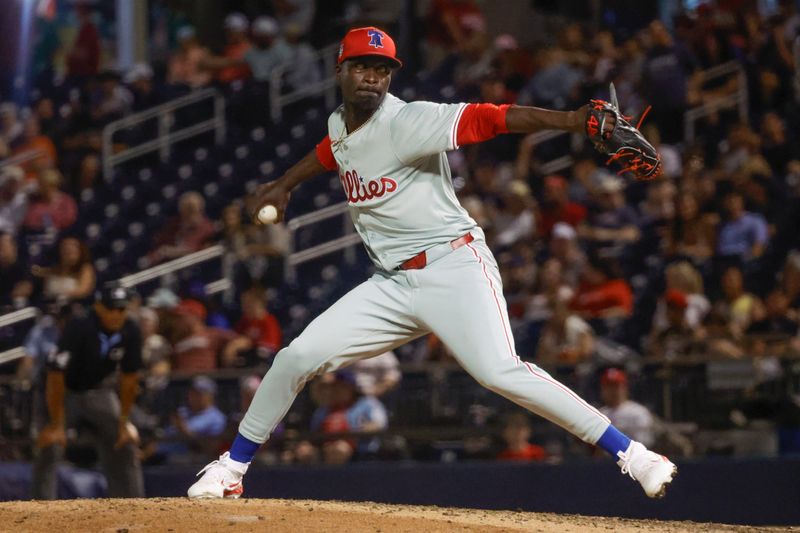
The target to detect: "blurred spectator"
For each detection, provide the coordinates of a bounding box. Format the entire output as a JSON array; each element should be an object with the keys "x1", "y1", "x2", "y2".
[
  {"x1": 665, "y1": 191, "x2": 717, "y2": 262},
  {"x1": 66, "y1": 4, "x2": 100, "y2": 79},
  {"x1": 124, "y1": 64, "x2": 159, "y2": 111},
  {"x1": 171, "y1": 299, "x2": 251, "y2": 372},
  {"x1": 14, "y1": 115, "x2": 58, "y2": 180},
  {"x1": 272, "y1": 0, "x2": 315, "y2": 37},
  {"x1": 309, "y1": 371, "x2": 388, "y2": 464},
  {"x1": 220, "y1": 13, "x2": 252, "y2": 83},
  {"x1": 148, "y1": 191, "x2": 216, "y2": 265},
  {"x1": 0, "y1": 103, "x2": 23, "y2": 146},
  {"x1": 598, "y1": 368, "x2": 656, "y2": 448},
  {"x1": 570, "y1": 255, "x2": 633, "y2": 319},
  {"x1": 90, "y1": 71, "x2": 133, "y2": 125},
  {"x1": 780, "y1": 251, "x2": 800, "y2": 309},
  {"x1": 350, "y1": 351, "x2": 401, "y2": 398},
  {"x1": 536, "y1": 299, "x2": 595, "y2": 365},
  {"x1": 0, "y1": 231, "x2": 33, "y2": 308},
  {"x1": 32, "y1": 236, "x2": 96, "y2": 303},
  {"x1": 156, "y1": 376, "x2": 227, "y2": 460},
  {"x1": 242, "y1": 17, "x2": 293, "y2": 82},
  {"x1": 525, "y1": 258, "x2": 574, "y2": 322},
  {"x1": 760, "y1": 111, "x2": 794, "y2": 175},
  {"x1": 710, "y1": 265, "x2": 762, "y2": 339},
  {"x1": 0, "y1": 166, "x2": 28, "y2": 236},
  {"x1": 641, "y1": 20, "x2": 699, "y2": 143},
  {"x1": 652, "y1": 261, "x2": 711, "y2": 331},
  {"x1": 69, "y1": 153, "x2": 101, "y2": 196},
  {"x1": 537, "y1": 175, "x2": 587, "y2": 239},
  {"x1": 578, "y1": 176, "x2": 640, "y2": 259},
  {"x1": 18, "y1": 302, "x2": 69, "y2": 383},
  {"x1": 545, "y1": 223, "x2": 586, "y2": 287},
  {"x1": 648, "y1": 289, "x2": 704, "y2": 359},
  {"x1": 493, "y1": 180, "x2": 536, "y2": 249},
  {"x1": 716, "y1": 191, "x2": 769, "y2": 260},
  {"x1": 138, "y1": 307, "x2": 171, "y2": 377},
  {"x1": 219, "y1": 202, "x2": 289, "y2": 289},
  {"x1": 284, "y1": 24, "x2": 323, "y2": 91},
  {"x1": 496, "y1": 412, "x2": 546, "y2": 462},
  {"x1": 22, "y1": 169, "x2": 77, "y2": 232},
  {"x1": 167, "y1": 26, "x2": 212, "y2": 89},
  {"x1": 518, "y1": 48, "x2": 584, "y2": 110},
  {"x1": 747, "y1": 289, "x2": 798, "y2": 338},
  {"x1": 425, "y1": 0, "x2": 487, "y2": 67},
  {"x1": 234, "y1": 286, "x2": 282, "y2": 360}
]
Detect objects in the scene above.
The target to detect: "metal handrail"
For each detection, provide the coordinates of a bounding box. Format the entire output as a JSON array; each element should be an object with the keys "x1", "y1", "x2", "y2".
[
  {"x1": 270, "y1": 43, "x2": 340, "y2": 122},
  {"x1": 285, "y1": 201, "x2": 359, "y2": 282},
  {"x1": 118, "y1": 244, "x2": 224, "y2": 288},
  {"x1": 101, "y1": 88, "x2": 226, "y2": 180},
  {"x1": 0, "y1": 307, "x2": 39, "y2": 328},
  {"x1": 684, "y1": 61, "x2": 748, "y2": 142},
  {"x1": 0, "y1": 149, "x2": 43, "y2": 170}
]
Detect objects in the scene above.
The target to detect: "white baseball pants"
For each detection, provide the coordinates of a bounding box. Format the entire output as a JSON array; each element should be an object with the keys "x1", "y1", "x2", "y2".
[{"x1": 239, "y1": 237, "x2": 610, "y2": 444}]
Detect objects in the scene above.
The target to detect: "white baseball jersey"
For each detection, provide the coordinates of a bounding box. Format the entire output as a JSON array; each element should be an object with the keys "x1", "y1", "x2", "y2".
[{"x1": 326, "y1": 93, "x2": 480, "y2": 270}]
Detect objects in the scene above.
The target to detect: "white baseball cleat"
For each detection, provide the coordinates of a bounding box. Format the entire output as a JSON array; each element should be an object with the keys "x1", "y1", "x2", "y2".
[
  {"x1": 187, "y1": 452, "x2": 249, "y2": 499},
  {"x1": 617, "y1": 441, "x2": 678, "y2": 498}
]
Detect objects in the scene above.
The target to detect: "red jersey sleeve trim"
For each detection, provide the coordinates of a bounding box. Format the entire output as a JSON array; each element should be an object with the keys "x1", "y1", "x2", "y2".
[
  {"x1": 315, "y1": 135, "x2": 337, "y2": 171},
  {"x1": 455, "y1": 103, "x2": 511, "y2": 148}
]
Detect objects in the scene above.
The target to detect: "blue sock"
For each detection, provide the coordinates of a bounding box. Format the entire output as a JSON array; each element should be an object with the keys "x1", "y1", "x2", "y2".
[
  {"x1": 229, "y1": 432, "x2": 261, "y2": 463},
  {"x1": 597, "y1": 425, "x2": 632, "y2": 459}
]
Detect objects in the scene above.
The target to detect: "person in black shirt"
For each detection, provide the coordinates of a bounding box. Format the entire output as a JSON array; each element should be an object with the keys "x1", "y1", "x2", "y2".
[{"x1": 31, "y1": 283, "x2": 144, "y2": 499}]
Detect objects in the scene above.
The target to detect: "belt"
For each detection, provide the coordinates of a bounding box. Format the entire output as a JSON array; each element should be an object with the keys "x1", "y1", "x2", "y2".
[{"x1": 399, "y1": 233, "x2": 474, "y2": 270}]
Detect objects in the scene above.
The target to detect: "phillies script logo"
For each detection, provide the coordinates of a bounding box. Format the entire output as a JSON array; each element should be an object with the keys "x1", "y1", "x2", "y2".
[{"x1": 340, "y1": 169, "x2": 397, "y2": 203}]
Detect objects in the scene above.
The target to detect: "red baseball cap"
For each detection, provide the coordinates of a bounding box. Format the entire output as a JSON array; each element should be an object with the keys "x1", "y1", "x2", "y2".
[
  {"x1": 664, "y1": 288, "x2": 688, "y2": 309},
  {"x1": 600, "y1": 368, "x2": 628, "y2": 386},
  {"x1": 338, "y1": 26, "x2": 402, "y2": 68}
]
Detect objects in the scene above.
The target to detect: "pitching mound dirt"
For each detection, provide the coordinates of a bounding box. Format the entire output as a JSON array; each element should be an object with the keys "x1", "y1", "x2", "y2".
[{"x1": 0, "y1": 498, "x2": 790, "y2": 532}]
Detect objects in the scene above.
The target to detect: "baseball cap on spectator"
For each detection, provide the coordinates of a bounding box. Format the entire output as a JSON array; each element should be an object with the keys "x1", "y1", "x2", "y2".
[
  {"x1": 147, "y1": 288, "x2": 179, "y2": 309},
  {"x1": 664, "y1": 288, "x2": 689, "y2": 309},
  {"x1": 252, "y1": 16, "x2": 279, "y2": 37},
  {"x1": 96, "y1": 283, "x2": 133, "y2": 309},
  {"x1": 191, "y1": 375, "x2": 218, "y2": 396},
  {"x1": 176, "y1": 26, "x2": 196, "y2": 42},
  {"x1": 224, "y1": 12, "x2": 249, "y2": 32},
  {"x1": 552, "y1": 222, "x2": 577, "y2": 241},
  {"x1": 600, "y1": 368, "x2": 628, "y2": 386},
  {"x1": 177, "y1": 299, "x2": 207, "y2": 321},
  {"x1": 123, "y1": 63, "x2": 153, "y2": 84},
  {"x1": 337, "y1": 27, "x2": 402, "y2": 68}
]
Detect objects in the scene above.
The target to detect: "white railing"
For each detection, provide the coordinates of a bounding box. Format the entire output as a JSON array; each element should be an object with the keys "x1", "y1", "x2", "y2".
[
  {"x1": 0, "y1": 246, "x2": 230, "y2": 367},
  {"x1": 270, "y1": 43, "x2": 340, "y2": 123},
  {"x1": 684, "y1": 61, "x2": 748, "y2": 142},
  {"x1": 102, "y1": 88, "x2": 226, "y2": 181},
  {"x1": 0, "y1": 149, "x2": 43, "y2": 171},
  {"x1": 285, "y1": 201, "x2": 359, "y2": 282}
]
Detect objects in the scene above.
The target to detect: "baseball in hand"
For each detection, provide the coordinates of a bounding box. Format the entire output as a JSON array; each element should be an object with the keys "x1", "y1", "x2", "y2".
[{"x1": 257, "y1": 204, "x2": 278, "y2": 224}]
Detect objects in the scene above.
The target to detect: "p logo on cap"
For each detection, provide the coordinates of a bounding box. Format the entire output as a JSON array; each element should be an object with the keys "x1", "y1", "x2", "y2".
[{"x1": 337, "y1": 26, "x2": 402, "y2": 68}]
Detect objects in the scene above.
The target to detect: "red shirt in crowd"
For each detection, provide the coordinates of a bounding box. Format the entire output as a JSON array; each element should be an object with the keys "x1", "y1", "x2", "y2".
[
  {"x1": 23, "y1": 191, "x2": 77, "y2": 231},
  {"x1": 235, "y1": 313, "x2": 282, "y2": 354},
  {"x1": 570, "y1": 279, "x2": 633, "y2": 317},
  {"x1": 67, "y1": 22, "x2": 100, "y2": 77},
  {"x1": 539, "y1": 203, "x2": 587, "y2": 238},
  {"x1": 496, "y1": 443, "x2": 547, "y2": 461}
]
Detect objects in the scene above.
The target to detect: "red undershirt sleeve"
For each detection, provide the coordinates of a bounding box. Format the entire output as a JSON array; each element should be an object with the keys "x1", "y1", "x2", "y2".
[
  {"x1": 315, "y1": 135, "x2": 337, "y2": 171},
  {"x1": 455, "y1": 103, "x2": 511, "y2": 147}
]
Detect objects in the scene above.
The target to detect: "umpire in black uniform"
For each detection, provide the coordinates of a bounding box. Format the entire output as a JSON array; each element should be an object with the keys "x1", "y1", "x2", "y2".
[{"x1": 32, "y1": 283, "x2": 145, "y2": 498}]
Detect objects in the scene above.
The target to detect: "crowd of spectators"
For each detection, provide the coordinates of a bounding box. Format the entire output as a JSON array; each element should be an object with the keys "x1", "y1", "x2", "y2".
[{"x1": 2, "y1": 0, "x2": 800, "y2": 468}]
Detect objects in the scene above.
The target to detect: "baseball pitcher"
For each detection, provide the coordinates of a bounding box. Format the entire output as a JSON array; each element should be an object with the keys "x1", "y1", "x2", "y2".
[{"x1": 189, "y1": 26, "x2": 673, "y2": 500}]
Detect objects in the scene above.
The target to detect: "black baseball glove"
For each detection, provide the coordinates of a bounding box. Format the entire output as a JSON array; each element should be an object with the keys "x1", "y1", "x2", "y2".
[{"x1": 585, "y1": 84, "x2": 663, "y2": 180}]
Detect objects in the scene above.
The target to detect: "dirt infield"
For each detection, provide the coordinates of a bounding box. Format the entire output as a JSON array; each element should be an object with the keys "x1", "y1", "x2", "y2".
[{"x1": 0, "y1": 498, "x2": 790, "y2": 532}]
